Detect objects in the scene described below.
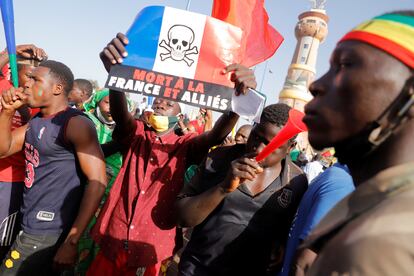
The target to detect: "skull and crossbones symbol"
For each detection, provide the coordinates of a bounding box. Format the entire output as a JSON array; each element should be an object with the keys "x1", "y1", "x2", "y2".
[{"x1": 159, "y1": 25, "x2": 199, "y2": 66}]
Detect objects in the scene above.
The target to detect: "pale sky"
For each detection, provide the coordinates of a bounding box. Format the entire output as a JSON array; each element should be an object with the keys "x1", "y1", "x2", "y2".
[{"x1": 1, "y1": 0, "x2": 413, "y2": 105}]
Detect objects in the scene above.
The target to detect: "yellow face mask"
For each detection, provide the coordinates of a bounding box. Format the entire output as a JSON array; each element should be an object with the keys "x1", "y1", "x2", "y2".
[{"x1": 148, "y1": 114, "x2": 179, "y2": 132}]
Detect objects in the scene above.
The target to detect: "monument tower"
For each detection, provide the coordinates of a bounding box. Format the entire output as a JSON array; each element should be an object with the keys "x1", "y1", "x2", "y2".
[
  {"x1": 278, "y1": 0, "x2": 328, "y2": 152},
  {"x1": 279, "y1": 0, "x2": 329, "y2": 111}
]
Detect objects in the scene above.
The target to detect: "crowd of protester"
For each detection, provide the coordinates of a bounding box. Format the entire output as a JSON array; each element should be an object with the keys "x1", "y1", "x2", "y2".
[{"x1": 0, "y1": 9, "x2": 413, "y2": 276}]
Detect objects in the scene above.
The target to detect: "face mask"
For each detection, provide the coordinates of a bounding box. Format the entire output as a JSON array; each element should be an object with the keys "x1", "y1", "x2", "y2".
[
  {"x1": 149, "y1": 114, "x2": 179, "y2": 133},
  {"x1": 96, "y1": 106, "x2": 115, "y2": 126}
]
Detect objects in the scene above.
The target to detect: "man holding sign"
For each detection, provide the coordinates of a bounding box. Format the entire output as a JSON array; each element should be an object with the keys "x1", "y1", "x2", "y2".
[{"x1": 89, "y1": 33, "x2": 256, "y2": 276}]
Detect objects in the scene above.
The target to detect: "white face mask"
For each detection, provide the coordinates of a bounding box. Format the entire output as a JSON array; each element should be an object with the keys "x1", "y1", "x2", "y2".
[{"x1": 96, "y1": 106, "x2": 115, "y2": 126}]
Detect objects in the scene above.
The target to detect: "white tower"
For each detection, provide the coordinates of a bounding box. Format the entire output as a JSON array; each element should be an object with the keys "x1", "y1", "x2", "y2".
[
  {"x1": 279, "y1": 0, "x2": 329, "y2": 111},
  {"x1": 278, "y1": 0, "x2": 328, "y2": 152}
]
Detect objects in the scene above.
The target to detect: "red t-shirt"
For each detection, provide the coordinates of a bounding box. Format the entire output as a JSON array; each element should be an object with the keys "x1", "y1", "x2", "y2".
[{"x1": 0, "y1": 65, "x2": 35, "y2": 182}]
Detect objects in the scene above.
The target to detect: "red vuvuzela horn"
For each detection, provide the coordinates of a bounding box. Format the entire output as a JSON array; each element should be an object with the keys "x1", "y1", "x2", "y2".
[{"x1": 255, "y1": 109, "x2": 308, "y2": 162}]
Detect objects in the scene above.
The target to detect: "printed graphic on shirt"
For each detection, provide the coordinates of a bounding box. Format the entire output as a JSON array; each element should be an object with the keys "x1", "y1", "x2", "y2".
[
  {"x1": 38, "y1": 126, "x2": 46, "y2": 140},
  {"x1": 36, "y1": 211, "x2": 55, "y2": 221},
  {"x1": 278, "y1": 188, "x2": 293, "y2": 208},
  {"x1": 24, "y1": 142, "x2": 40, "y2": 188}
]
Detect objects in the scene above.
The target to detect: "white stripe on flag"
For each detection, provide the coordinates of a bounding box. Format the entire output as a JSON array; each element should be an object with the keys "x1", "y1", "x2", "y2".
[{"x1": 153, "y1": 6, "x2": 206, "y2": 79}]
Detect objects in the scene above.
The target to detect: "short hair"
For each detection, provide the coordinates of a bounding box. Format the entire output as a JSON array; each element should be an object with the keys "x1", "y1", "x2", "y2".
[
  {"x1": 39, "y1": 60, "x2": 74, "y2": 95},
  {"x1": 260, "y1": 103, "x2": 291, "y2": 127},
  {"x1": 260, "y1": 103, "x2": 297, "y2": 142},
  {"x1": 75, "y1": 79, "x2": 93, "y2": 98}
]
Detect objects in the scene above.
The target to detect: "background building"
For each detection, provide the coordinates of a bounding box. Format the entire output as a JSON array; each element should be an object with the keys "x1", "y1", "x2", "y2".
[{"x1": 279, "y1": 0, "x2": 329, "y2": 151}]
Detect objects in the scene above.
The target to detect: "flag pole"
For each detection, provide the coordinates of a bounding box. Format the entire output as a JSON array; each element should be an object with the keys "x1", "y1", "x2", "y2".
[
  {"x1": 258, "y1": 60, "x2": 269, "y2": 92},
  {"x1": 186, "y1": 0, "x2": 192, "y2": 10},
  {"x1": 0, "y1": 0, "x2": 18, "y2": 87}
]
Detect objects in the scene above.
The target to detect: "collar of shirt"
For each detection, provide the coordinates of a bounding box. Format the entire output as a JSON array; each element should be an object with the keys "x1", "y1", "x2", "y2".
[
  {"x1": 151, "y1": 128, "x2": 178, "y2": 145},
  {"x1": 303, "y1": 162, "x2": 414, "y2": 251}
]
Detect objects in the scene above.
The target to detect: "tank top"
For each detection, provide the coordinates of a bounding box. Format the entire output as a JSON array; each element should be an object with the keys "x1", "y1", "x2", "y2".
[{"x1": 21, "y1": 108, "x2": 86, "y2": 235}]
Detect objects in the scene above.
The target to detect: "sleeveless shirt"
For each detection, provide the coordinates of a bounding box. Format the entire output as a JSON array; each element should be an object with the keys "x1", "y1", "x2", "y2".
[{"x1": 21, "y1": 108, "x2": 86, "y2": 235}]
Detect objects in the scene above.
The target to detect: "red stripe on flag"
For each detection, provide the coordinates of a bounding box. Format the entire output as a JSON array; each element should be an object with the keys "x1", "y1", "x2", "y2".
[
  {"x1": 195, "y1": 18, "x2": 243, "y2": 87},
  {"x1": 212, "y1": 0, "x2": 284, "y2": 67}
]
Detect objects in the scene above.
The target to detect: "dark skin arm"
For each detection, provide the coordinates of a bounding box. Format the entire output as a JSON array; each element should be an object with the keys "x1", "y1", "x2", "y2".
[
  {"x1": 53, "y1": 116, "x2": 107, "y2": 270},
  {"x1": 100, "y1": 33, "x2": 257, "y2": 144},
  {"x1": 100, "y1": 33, "x2": 136, "y2": 138},
  {"x1": 176, "y1": 156, "x2": 263, "y2": 227},
  {"x1": 101, "y1": 139, "x2": 123, "y2": 157},
  {"x1": 0, "y1": 87, "x2": 28, "y2": 158},
  {"x1": 290, "y1": 247, "x2": 318, "y2": 276}
]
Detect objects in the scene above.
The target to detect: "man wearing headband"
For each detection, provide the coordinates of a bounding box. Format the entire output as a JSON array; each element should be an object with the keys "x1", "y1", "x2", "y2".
[
  {"x1": 301, "y1": 10, "x2": 414, "y2": 275},
  {"x1": 87, "y1": 33, "x2": 257, "y2": 276},
  {"x1": 0, "y1": 44, "x2": 47, "y2": 260}
]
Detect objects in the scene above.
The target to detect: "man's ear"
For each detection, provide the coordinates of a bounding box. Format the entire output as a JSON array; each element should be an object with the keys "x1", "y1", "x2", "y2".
[{"x1": 52, "y1": 83, "x2": 64, "y2": 96}]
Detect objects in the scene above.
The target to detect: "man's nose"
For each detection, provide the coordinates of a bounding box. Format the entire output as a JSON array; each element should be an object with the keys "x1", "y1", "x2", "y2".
[
  {"x1": 309, "y1": 71, "x2": 330, "y2": 98},
  {"x1": 154, "y1": 99, "x2": 166, "y2": 108}
]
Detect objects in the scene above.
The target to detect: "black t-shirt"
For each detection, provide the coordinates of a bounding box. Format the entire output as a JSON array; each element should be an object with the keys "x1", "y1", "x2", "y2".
[{"x1": 178, "y1": 144, "x2": 308, "y2": 276}]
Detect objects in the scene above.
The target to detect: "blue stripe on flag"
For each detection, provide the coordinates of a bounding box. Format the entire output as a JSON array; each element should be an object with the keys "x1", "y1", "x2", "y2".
[{"x1": 123, "y1": 6, "x2": 164, "y2": 70}]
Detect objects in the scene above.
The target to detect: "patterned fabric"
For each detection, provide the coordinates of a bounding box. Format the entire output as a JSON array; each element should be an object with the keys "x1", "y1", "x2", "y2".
[{"x1": 340, "y1": 14, "x2": 414, "y2": 68}]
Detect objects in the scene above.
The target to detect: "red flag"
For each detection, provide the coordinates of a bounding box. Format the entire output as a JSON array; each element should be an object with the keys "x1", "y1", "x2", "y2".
[{"x1": 212, "y1": 0, "x2": 284, "y2": 67}]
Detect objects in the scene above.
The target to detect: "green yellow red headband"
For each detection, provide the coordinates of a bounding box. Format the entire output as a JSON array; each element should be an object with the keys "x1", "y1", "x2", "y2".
[{"x1": 339, "y1": 14, "x2": 414, "y2": 69}]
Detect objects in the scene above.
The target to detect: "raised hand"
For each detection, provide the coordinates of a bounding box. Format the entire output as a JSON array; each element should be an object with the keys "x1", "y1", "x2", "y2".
[
  {"x1": 0, "y1": 87, "x2": 27, "y2": 115},
  {"x1": 221, "y1": 155, "x2": 263, "y2": 193},
  {"x1": 16, "y1": 44, "x2": 47, "y2": 61},
  {"x1": 224, "y1": 64, "x2": 257, "y2": 96},
  {"x1": 222, "y1": 136, "x2": 235, "y2": 146},
  {"x1": 100, "y1": 33, "x2": 129, "y2": 73}
]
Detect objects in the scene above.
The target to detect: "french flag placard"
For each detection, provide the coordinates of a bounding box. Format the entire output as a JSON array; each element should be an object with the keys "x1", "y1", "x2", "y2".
[{"x1": 105, "y1": 6, "x2": 244, "y2": 112}]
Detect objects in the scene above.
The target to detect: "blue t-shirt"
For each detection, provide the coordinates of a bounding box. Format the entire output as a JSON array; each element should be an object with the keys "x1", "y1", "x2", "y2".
[{"x1": 279, "y1": 163, "x2": 355, "y2": 276}]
